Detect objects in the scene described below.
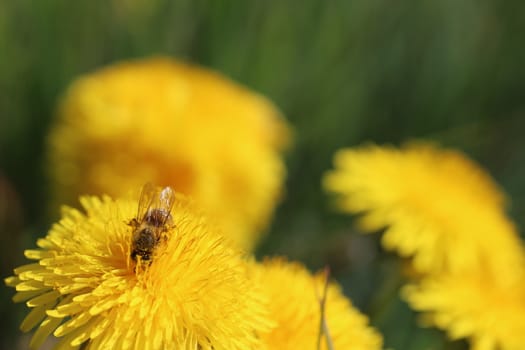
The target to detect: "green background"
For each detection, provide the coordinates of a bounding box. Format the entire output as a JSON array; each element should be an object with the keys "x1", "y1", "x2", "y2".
[{"x1": 2, "y1": 1, "x2": 525, "y2": 349}]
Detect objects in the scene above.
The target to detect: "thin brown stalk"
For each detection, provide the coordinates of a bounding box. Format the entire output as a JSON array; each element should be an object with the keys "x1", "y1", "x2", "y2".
[{"x1": 316, "y1": 266, "x2": 334, "y2": 350}]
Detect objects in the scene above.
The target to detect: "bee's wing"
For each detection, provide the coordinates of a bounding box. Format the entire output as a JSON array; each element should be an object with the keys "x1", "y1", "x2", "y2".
[
  {"x1": 137, "y1": 182, "x2": 159, "y2": 221},
  {"x1": 155, "y1": 186, "x2": 175, "y2": 225}
]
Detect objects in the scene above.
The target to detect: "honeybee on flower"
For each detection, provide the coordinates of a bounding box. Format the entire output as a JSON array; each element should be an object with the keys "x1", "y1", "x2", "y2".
[
  {"x1": 4, "y1": 186, "x2": 272, "y2": 349},
  {"x1": 128, "y1": 183, "x2": 175, "y2": 264}
]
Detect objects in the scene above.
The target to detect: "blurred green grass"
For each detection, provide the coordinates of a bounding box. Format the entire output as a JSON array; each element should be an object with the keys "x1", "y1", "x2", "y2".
[{"x1": 2, "y1": 1, "x2": 525, "y2": 349}]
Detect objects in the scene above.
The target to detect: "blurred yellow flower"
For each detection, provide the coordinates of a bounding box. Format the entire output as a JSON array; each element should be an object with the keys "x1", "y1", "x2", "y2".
[
  {"x1": 323, "y1": 142, "x2": 525, "y2": 282},
  {"x1": 252, "y1": 258, "x2": 382, "y2": 350},
  {"x1": 47, "y1": 57, "x2": 290, "y2": 252},
  {"x1": 5, "y1": 187, "x2": 271, "y2": 350},
  {"x1": 403, "y1": 272, "x2": 525, "y2": 350}
]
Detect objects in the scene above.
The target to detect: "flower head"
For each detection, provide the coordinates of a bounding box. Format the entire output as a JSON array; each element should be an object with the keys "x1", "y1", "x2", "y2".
[
  {"x1": 252, "y1": 258, "x2": 383, "y2": 350},
  {"x1": 47, "y1": 57, "x2": 290, "y2": 251},
  {"x1": 323, "y1": 142, "x2": 525, "y2": 282},
  {"x1": 403, "y1": 273, "x2": 525, "y2": 350},
  {"x1": 5, "y1": 187, "x2": 271, "y2": 349}
]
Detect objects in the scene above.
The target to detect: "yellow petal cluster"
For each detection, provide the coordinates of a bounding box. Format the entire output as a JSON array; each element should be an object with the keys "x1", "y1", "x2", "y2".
[
  {"x1": 47, "y1": 57, "x2": 290, "y2": 251},
  {"x1": 252, "y1": 258, "x2": 383, "y2": 350},
  {"x1": 5, "y1": 191, "x2": 272, "y2": 350},
  {"x1": 403, "y1": 273, "x2": 525, "y2": 350},
  {"x1": 323, "y1": 142, "x2": 525, "y2": 282},
  {"x1": 323, "y1": 142, "x2": 525, "y2": 349}
]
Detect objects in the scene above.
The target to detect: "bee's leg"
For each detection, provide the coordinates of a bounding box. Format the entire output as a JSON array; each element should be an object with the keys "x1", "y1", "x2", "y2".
[{"x1": 162, "y1": 225, "x2": 175, "y2": 242}]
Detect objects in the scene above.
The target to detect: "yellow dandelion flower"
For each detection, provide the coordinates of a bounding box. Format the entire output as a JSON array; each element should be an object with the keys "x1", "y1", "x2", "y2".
[
  {"x1": 47, "y1": 56, "x2": 290, "y2": 251},
  {"x1": 5, "y1": 186, "x2": 272, "y2": 350},
  {"x1": 252, "y1": 258, "x2": 382, "y2": 350},
  {"x1": 403, "y1": 272, "x2": 525, "y2": 350},
  {"x1": 323, "y1": 142, "x2": 525, "y2": 282}
]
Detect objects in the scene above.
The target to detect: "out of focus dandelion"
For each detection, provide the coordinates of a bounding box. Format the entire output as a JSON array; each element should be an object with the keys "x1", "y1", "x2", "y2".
[
  {"x1": 47, "y1": 57, "x2": 290, "y2": 252},
  {"x1": 323, "y1": 142, "x2": 525, "y2": 281},
  {"x1": 252, "y1": 258, "x2": 383, "y2": 350},
  {"x1": 403, "y1": 272, "x2": 525, "y2": 350},
  {"x1": 4, "y1": 186, "x2": 272, "y2": 349},
  {"x1": 323, "y1": 142, "x2": 525, "y2": 349}
]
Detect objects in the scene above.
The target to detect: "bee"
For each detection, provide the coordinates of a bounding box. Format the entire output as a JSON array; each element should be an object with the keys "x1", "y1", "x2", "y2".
[{"x1": 128, "y1": 183, "x2": 175, "y2": 263}]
